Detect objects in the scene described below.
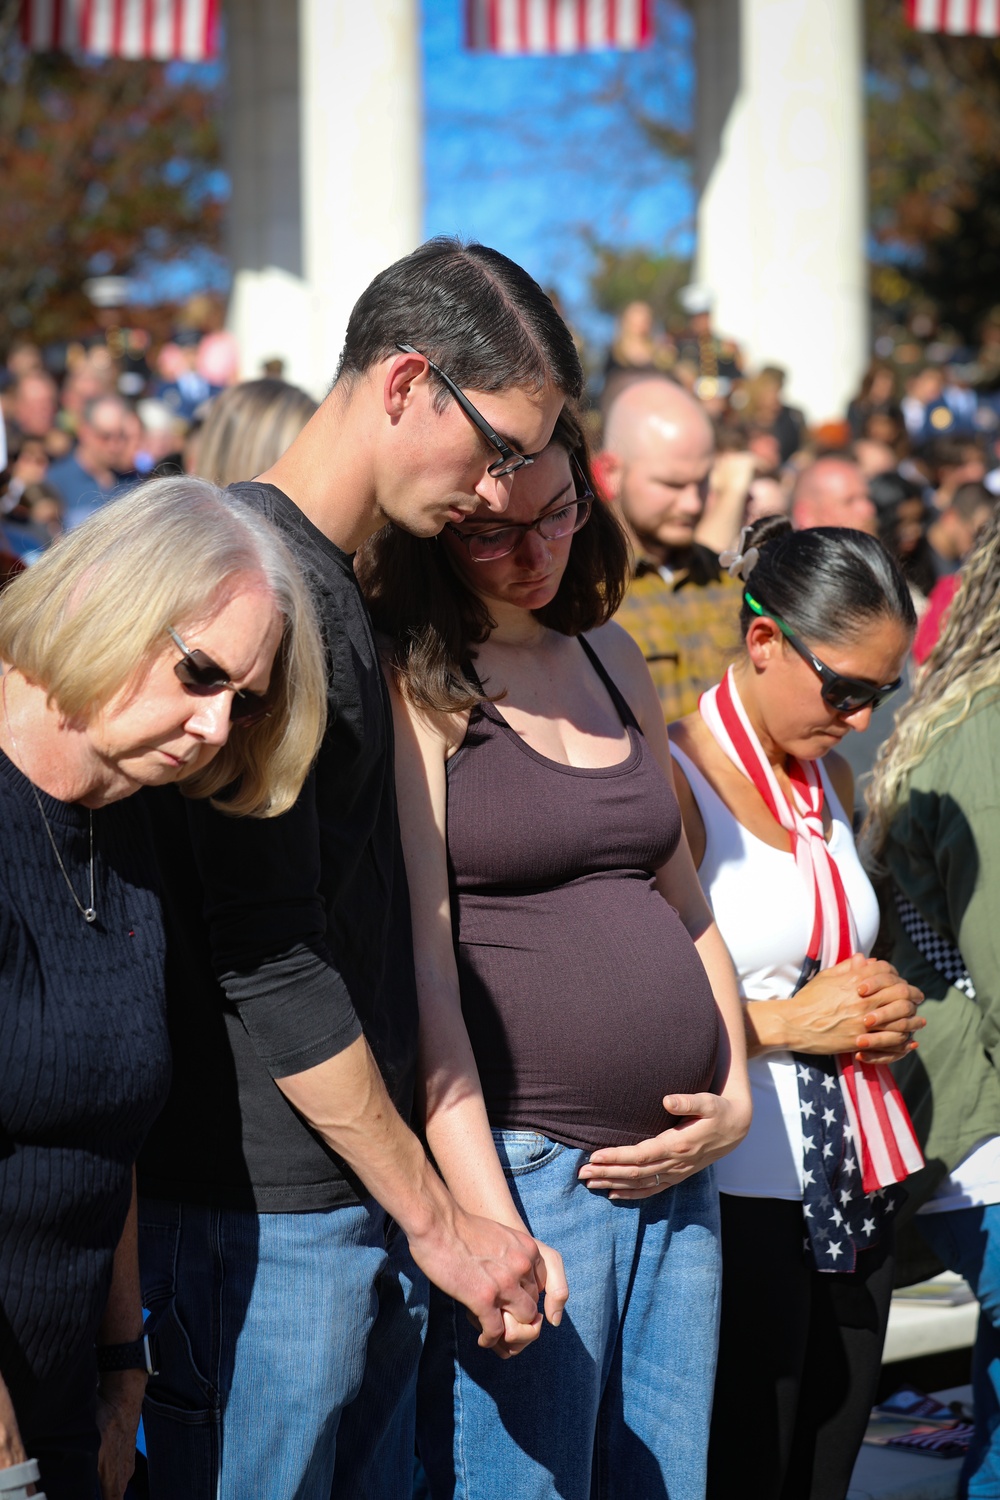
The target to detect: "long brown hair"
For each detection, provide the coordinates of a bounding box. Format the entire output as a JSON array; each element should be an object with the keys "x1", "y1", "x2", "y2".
[{"x1": 355, "y1": 405, "x2": 630, "y2": 713}]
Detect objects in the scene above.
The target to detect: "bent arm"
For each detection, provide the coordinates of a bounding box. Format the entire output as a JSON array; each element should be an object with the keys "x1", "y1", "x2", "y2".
[
  {"x1": 596, "y1": 624, "x2": 750, "y2": 1115},
  {"x1": 184, "y1": 775, "x2": 545, "y2": 1347},
  {"x1": 576, "y1": 628, "x2": 752, "y2": 1197}
]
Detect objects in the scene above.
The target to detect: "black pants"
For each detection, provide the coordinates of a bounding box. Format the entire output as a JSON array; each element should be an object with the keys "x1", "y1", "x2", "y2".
[{"x1": 707, "y1": 1195, "x2": 894, "y2": 1500}]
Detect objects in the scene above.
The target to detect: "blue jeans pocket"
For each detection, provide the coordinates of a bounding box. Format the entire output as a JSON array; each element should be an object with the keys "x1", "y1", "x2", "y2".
[
  {"x1": 139, "y1": 1204, "x2": 219, "y2": 1421},
  {"x1": 492, "y1": 1129, "x2": 565, "y2": 1176}
]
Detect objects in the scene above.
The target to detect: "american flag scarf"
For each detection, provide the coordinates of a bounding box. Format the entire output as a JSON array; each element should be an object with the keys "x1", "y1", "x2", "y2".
[{"x1": 700, "y1": 669, "x2": 923, "y2": 1267}]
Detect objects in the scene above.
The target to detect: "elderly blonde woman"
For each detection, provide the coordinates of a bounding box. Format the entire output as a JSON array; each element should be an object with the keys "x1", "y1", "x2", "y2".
[
  {"x1": 0, "y1": 477, "x2": 325, "y2": 1500},
  {"x1": 867, "y1": 508, "x2": 1000, "y2": 1500}
]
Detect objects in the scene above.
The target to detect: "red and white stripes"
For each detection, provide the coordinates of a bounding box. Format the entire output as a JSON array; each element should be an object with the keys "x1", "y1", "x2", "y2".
[
  {"x1": 905, "y1": 0, "x2": 1000, "y2": 35},
  {"x1": 464, "y1": 0, "x2": 653, "y2": 54},
  {"x1": 20, "y1": 0, "x2": 220, "y2": 61}
]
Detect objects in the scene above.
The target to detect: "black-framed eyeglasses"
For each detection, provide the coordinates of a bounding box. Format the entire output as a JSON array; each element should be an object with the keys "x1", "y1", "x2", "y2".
[
  {"x1": 444, "y1": 455, "x2": 594, "y2": 562},
  {"x1": 744, "y1": 592, "x2": 902, "y2": 714},
  {"x1": 395, "y1": 342, "x2": 534, "y2": 479},
  {"x1": 167, "y1": 626, "x2": 272, "y2": 726}
]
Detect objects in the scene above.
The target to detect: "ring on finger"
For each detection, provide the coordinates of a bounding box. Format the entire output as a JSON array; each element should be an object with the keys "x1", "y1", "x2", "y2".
[{"x1": 654, "y1": 1173, "x2": 660, "y2": 1186}]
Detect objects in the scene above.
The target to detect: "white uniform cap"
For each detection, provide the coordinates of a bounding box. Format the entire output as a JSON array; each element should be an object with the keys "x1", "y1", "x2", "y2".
[{"x1": 679, "y1": 284, "x2": 713, "y2": 316}]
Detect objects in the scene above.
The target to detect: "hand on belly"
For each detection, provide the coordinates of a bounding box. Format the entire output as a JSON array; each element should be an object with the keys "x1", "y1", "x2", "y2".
[{"x1": 576, "y1": 1090, "x2": 752, "y2": 1199}]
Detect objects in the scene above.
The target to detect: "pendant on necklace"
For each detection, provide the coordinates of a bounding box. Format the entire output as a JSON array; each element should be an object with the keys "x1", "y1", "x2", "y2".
[{"x1": 83, "y1": 908, "x2": 97, "y2": 924}]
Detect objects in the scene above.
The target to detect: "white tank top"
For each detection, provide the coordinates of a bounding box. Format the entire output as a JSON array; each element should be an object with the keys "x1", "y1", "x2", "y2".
[{"x1": 671, "y1": 743, "x2": 881, "y2": 1200}]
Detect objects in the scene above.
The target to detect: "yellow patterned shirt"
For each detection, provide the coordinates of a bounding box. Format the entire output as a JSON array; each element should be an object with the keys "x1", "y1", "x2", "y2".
[{"x1": 613, "y1": 545, "x2": 744, "y2": 723}]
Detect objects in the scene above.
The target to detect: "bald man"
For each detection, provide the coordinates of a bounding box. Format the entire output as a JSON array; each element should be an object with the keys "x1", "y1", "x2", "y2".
[
  {"x1": 601, "y1": 377, "x2": 742, "y2": 721},
  {"x1": 790, "y1": 455, "x2": 877, "y2": 534}
]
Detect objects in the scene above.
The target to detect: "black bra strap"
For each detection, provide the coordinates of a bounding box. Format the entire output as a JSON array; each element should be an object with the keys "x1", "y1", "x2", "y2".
[{"x1": 578, "y1": 636, "x2": 641, "y2": 732}]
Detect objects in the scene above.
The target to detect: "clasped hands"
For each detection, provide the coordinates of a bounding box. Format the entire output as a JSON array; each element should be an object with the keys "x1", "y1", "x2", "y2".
[{"x1": 747, "y1": 952, "x2": 924, "y2": 1064}]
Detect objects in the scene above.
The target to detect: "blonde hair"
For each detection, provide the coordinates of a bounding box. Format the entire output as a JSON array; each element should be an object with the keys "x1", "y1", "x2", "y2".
[
  {"x1": 195, "y1": 379, "x2": 317, "y2": 487},
  {"x1": 0, "y1": 477, "x2": 327, "y2": 818},
  {"x1": 865, "y1": 505, "x2": 1000, "y2": 859}
]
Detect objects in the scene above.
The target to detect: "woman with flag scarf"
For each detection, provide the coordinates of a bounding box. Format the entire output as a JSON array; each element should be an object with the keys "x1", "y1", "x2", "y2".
[{"x1": 668, "y1": 515, "x2": 925, "y2": 1500}]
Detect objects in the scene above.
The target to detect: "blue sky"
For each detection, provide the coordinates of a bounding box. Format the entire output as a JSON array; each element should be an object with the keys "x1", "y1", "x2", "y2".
[
  {"x1": 422, "y1": 0, "x2": 695, "y2": 341},
  {"x1": 139, "y1": 3, "x2": 695, "y2": 343}
]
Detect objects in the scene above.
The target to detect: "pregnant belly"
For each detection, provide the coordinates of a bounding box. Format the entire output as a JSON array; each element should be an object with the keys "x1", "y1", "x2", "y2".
[{"x1": 456, "y1": 872, "x2": 720, "y2": 1152}]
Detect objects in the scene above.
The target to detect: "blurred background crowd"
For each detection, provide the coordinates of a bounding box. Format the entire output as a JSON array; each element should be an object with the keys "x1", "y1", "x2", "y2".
[{"x1": 4, "y1": 285, "x2": 997, "y2": 673}]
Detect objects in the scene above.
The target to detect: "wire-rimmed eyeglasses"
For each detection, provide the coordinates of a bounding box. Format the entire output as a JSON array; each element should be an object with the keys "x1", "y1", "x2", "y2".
[{"x1": 445, "y1": 456, "x2": 594, "y2": 562}]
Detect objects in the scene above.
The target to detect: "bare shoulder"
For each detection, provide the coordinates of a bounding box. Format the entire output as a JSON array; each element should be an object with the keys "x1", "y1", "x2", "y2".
[
  {"x1": 667, "y1": 712, "x2": 700, "y2": 757},
  {"x1": 382, "y1": 664, "x2": 468, "y2": 758},
  {"x1": 583, "y1": 619, "x2": 649, "y2": 681},
  {"x1": 582, "y1": 621, "x2": 661, "y2": 723},
  {"x1": 823, "y1": 749, "x2": 855, "y2": 813}
]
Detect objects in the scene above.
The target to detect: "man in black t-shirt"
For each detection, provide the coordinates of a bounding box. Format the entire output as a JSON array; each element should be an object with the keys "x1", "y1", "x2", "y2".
[{"x1": 137, "y1": 239, "x2": 582, "y2": 1497}]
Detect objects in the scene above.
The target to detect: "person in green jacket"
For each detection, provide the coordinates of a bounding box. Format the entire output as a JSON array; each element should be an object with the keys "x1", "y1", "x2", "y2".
[{"x1": 867, "y1": 507, "x2": 1000, "y2": 1500}]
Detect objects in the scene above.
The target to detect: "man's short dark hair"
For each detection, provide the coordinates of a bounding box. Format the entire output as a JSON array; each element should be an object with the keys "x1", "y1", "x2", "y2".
[
  {"x1": 336, "y1": 237, "x2": 584, "y2": 406},
  {"x1": 952, "y1": 481, "x2": 997, "y2": 523}
]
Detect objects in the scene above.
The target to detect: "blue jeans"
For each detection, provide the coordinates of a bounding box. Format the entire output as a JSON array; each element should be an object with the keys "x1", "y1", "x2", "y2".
[
  {"x1": 417, "y1": 1131, "x2": 721, "y2": 1500},
  {"x1": 920, "y1": 1204, "x2": 1000, "y2": 1500},
  {"x1": 138, "y1": 1197, "x2": 427, "y2": 1500}
]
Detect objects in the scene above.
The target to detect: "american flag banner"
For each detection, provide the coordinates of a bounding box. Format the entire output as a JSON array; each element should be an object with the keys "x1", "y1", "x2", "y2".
[
  {"x1": 905, "y1": 0, "x2": 1000, "y2": 34},
  {"x1": 465, "y1": 0, "x2": 653, "y2": 54},
  {"x1": 19, "y1": 0, "x2": 220, "y2": 61}
]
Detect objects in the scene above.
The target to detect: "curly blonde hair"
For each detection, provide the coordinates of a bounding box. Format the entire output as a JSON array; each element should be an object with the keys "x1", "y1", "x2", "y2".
[{"x1": 865, "y1": 506, "x2": 1000, "y2": 860}]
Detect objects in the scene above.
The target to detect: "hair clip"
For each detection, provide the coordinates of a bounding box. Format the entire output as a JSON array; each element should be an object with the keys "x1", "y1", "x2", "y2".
[{"x1": 719, "y1": 526, "x2": 760, "y2": 582}]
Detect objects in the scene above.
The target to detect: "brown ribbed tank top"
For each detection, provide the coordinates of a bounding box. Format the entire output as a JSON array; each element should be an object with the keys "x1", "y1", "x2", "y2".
[{"x1": 447, "y1": 636, "x2": 719, "y2": 1152}]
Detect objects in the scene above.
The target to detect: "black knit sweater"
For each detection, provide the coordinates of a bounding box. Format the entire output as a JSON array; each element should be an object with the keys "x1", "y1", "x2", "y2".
[{"x1": 0, "y1": 748, "x2": 170, "y2": 1410}]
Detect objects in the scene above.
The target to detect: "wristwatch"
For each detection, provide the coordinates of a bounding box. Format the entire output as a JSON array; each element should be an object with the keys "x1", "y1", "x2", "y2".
[{"x1": 96, "y1": 1332, "x2": 159, "y2": 1376}]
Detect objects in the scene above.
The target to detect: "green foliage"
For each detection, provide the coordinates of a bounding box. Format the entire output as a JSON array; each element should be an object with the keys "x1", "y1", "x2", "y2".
[
  {"x1": 588, "y1": 243, "x2": 692, "y2": 325},
  {"x1": 0, "y1": 0, "x2": 222, "y2": 351},
  {"x1": 865, "y1": 0, "x2": 1000, "y2": 336}
]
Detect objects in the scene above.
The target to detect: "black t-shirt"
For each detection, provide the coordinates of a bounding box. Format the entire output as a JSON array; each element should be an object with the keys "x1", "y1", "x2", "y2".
[{"x1": 137, "y1": 482, "x2": 418, "y2": 1212}]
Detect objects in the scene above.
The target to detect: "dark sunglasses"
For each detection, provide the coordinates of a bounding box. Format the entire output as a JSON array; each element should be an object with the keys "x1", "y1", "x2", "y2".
[
  {"x1": 395, "y1": 342, "x2": 534, "y2": 479},
  {"x1": 446, "y1": 456, "x2": 594, "y2": 562},
  {"x1": 744, "y1": 593, "x2": 902, "y2": 714},
  {"x1": 167, "y1": 626, "x2": 272, "y2": 726}
]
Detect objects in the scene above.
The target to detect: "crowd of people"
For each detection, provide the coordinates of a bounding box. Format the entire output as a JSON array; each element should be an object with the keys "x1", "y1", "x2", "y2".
[{"x1": 1, "y1": 243, "x2": 999, "y2": 1500}]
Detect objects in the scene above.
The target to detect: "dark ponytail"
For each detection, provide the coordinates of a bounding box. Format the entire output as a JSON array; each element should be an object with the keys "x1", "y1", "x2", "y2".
[{"x1": 738, "y1": 518, "x2": 917, "y2": 643}]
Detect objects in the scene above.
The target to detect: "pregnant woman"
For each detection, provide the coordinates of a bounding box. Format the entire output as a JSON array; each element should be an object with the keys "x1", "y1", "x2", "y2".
[
  {"x1": 668, "y1": 516, "x2": 924, "y2": 1500},
  {"x1": 358, "y1": 403, "x2": 750, "y2": 1499}
]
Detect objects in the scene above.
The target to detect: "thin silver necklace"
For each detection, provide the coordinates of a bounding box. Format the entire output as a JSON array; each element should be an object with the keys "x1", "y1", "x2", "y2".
[{"x1": 2, "y1": 672, "x2": 97, "y2": 923}]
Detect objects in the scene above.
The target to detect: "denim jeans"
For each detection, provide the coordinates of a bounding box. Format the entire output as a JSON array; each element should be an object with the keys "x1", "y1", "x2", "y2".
[
  {"x1": 417, "y1": 1131, "x2": 721, "y2": 1500},
  {"x1": 138, "y1": 1196, "x2": 427, "y2": 1500},
  {"x1": 919, "y1": 1204, "x2": 1000, "y2": 1500}
]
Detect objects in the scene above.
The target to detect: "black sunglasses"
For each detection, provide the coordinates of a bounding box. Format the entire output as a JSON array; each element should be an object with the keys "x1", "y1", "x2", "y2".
[
  {"x1": 395, "y1": 342, "x2": 534, "y2": 479},
  {"x1": 744, "y1": 593, "x2": 902, "y2": 714},
  {"x1": 168, "y1": 626, "x2": 272, "y2": 727}
]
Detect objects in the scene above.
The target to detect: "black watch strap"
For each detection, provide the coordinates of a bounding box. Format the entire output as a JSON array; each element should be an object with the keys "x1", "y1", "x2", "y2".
[{"x1": 96, "y1": 1332, "x2": 158, "y2": 1376}]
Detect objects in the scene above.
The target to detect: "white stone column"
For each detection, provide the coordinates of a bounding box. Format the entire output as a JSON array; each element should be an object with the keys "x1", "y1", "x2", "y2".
[
  {"x1": 226, "y1": 0, "x2": 313, "y2": 389},
  {"x1": 298, "y1": 0, "x2": 423, "y2": 397},
  {"x1": 225, "y1": 0, "x2": 423, "y2": 399},
  {"x1": 694, "y1": 0, "x2": 867, "y2": 423}
]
